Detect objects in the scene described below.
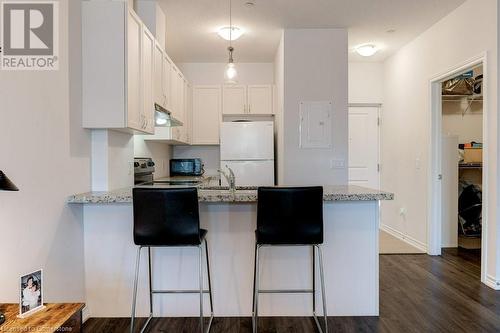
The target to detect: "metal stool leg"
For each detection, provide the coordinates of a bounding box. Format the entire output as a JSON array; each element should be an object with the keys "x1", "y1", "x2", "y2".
[
  {"x1": 313, "y1": 245, "x2": 328, "y2": 333},
  {"x1": 312, "y1": 246, "x2": 316, "y2": 316},
  {"x1": 252, "y1": 244, "x2": 260, "y2": 333},
  {"x1": 199, "y1": 245, "x2": 204, "y2": 333},
  {"x1": 131, "y1": 246, "x2": 141, "y2": 333},
  {"x1": 148, "y1": 247, "x2": 153, "y2": 317},
  {"x1": 205, "y1": 239, "x2": 214, "y2": 331},
  {"x1": 130, "y1": 246, "x2": 153, "y2": 333}
]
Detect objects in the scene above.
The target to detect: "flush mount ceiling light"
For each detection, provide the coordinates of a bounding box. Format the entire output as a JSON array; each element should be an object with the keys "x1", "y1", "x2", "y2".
[
  {"x1": 356, "y1": 44, "x2": 378, "y2": 57},
  {"x1": 217, "y1": 26, "x2": 244, "y2": 41}
]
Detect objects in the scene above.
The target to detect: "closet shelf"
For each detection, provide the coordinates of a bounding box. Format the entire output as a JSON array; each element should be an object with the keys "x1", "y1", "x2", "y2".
[
  {"x1": 459, "y1": 162, "x2": 482, "y2": 169},
  {"x1": 442, "y1": 94, "x2": 483, "y2": 102}
]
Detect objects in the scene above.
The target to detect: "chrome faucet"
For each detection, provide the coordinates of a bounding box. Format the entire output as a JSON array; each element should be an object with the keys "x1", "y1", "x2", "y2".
[{"x1": 218, "y1": 165, "x2": 236, "y2": 191}]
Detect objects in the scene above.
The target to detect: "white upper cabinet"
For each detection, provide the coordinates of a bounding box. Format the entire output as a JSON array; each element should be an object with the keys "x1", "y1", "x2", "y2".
[
  {"x1": 222, "y1": 84, "x2": 273, "y2": 115},
  {"x1": 82, "y1": 2, "x2": 154, "y2": 133},
  {"x1": 163, "y1": 55, "x2": 172, "y2": 111},
  {"x1": 248, "y1": 85, "x2": 273, "y2": 115},
  {"x1": 192, "y1": 85, "x2": 221, "y2": 145},
  {"x1": 153, "y1": 42, "x2": 164, "y2": 108},
  {"x1": 223, "y1": 85, "x2": 247, "y2": 115},
  {"x1": 126, "y1": 9, "x2": 143, "y2": 131},
  {"x1": 142, "y1": 27, "x2": 155, "y2": 134},
  {"x1": 82, "y1": 1, "x2": 188, "y2": 134}
]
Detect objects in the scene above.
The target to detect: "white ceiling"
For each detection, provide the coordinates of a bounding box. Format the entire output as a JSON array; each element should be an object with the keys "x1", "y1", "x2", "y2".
[{"x1": 158, "y1": 0, "x2": 466, "y2": 63}]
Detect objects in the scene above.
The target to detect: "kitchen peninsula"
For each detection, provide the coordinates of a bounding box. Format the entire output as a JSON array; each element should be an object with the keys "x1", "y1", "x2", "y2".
[{"x1": 69, "y1": 185, "x2": 392, "y2": 319}]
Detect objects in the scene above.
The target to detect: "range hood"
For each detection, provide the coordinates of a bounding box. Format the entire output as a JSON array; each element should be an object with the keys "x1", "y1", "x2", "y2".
[{"x1": 154, "y1": 103, "x2": 183, "y2": 127}]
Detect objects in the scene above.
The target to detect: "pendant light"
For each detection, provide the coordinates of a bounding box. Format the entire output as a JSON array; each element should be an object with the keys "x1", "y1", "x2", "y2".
[{"x1": 224, "y1": 0, "x2": 238, "y2": 84}]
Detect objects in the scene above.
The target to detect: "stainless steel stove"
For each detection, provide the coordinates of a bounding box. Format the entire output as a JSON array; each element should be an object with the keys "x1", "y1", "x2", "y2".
[{"x1": 134, "y1": 157, "x2": 155, "y2": 185}]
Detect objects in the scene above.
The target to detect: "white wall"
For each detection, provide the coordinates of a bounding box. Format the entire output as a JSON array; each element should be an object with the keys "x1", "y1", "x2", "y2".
[
  {"x1": 0, "y1": 0, "x2": 90, "y2": 302},
  {"x1": 282, "y1": 29, "x2": 349, "y2": 185},
  {"x1": 274, "y1": 33, "x2": 285, "y2": 184},
  {"x1": 133, "y1": 136, "x2": 172, "y2": 179},
  {"x1": 442, "y1": 105, "x2": 483, "y2": 143},
  {"x1": 172, "y1": 146, "x2": 220, "y2": 176},
  {"x1": 381, "y1": 0, "x2": 499, "y2": 283},
  {"x1": 348, "y1": 62, "x2": 384, "y2": 104}
]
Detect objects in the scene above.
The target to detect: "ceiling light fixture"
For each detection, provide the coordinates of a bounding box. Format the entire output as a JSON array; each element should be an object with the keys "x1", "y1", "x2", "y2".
[
  {"x1": 356, "y1": 44, "x2": 378, "y2": 57},
  {"x1": 224, "y1": 0, "x2": 238, "y2": 83},
  {"x1": 217, "y1": 26, "x2": 244, "y2": 41}
]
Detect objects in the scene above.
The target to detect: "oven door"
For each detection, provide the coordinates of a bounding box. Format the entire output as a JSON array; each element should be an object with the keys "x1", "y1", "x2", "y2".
[{"x1": 134, "y1": 174, "x2": 153, "y2": 185}]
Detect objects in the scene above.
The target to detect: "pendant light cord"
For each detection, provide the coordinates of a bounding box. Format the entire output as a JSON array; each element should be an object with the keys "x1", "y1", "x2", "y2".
[{"x1": 229, "y1": 0, "x2": 232, "y2": 48}]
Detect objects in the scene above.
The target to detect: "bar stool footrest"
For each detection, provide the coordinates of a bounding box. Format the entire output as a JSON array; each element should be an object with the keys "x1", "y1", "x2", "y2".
[
  {"x1": 258, "y1": 289, "x2": 314, "y2": 294},
  {"x1": 152, "y1": 289, "x2": 211, "y2": 294}
]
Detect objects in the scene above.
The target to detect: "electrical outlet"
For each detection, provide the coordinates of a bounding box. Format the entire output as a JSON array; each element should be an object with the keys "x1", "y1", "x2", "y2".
[
  {"x1": 399, "y1": 207, "x2": 407, "y2": 216},
  {"x1": 330, "y1": 159, "x2": 345, "y2": 169}
]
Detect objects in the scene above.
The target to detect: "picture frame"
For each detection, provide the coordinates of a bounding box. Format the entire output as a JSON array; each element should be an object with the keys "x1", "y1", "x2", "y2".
[{"x1": 19, "y1": 269, "x2": 45, "y2": 318}]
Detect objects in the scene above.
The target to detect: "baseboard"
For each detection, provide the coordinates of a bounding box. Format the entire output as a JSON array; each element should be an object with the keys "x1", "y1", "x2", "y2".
[
  {"x1": 82, "y1": 305, "x2": 90, "y2": 323},
  {"x1": 380, "y1": 224, "x2": 427, "y2": 253},
  {"x1": 484, "y1": 275, "x2": 500, "y2": 290}
]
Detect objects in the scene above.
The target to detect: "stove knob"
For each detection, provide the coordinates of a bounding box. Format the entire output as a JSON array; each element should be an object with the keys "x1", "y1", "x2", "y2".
[
  {"x1": 141, "y1": 163, "x2": 146, "y2": 168},
  {"x1": 134, "y1": 162, "x2": 140, "y2": 167},
  {"x1": 147, "y1": 161, "x2": 155, "y2": 167}
]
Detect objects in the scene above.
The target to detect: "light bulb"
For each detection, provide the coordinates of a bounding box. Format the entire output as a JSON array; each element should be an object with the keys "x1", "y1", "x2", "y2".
[
  {"x1": 225, "y1": 62, "x2": 238, "y2": 83},
  {"x1": 217, "y1": 27, "x2": 244, "y2": 41},
  {"x1": 356, "y1": 44, "x2": 378, "y2": 57}
]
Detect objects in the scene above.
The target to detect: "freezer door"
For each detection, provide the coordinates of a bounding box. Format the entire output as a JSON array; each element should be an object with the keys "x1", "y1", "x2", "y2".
[
  {"x1": 220, "y1": 121, "x2": 274, "y2": 160},
  {"x1": 220, "y1": 160, "x2": 275, "y2": 186}
]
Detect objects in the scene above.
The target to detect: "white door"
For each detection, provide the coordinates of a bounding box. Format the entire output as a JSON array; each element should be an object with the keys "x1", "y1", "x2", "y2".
[
  {"x1": 248, "y1": 85, "x2": 273, "y2": 114},
  {"x1": 223, "y1": 85, "x2": 247, "y2": 115},
  {"x1": 348, "y1": 106, "x2": 380, "y2": 189},
  {"x1": 221, "y1": 160, "x2": 275, "y2": 186},
  {"x1": 192, "y1": 85, "x2": 221, "y2": 144},
  {"x1": 220, "y1": 122, "x2": 274, "y2": 160}
]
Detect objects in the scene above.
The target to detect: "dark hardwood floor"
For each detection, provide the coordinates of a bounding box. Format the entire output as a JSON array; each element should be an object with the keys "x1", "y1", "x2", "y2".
[{"x1": 83, "y1": 248, "x2": 500, "y2": 332}]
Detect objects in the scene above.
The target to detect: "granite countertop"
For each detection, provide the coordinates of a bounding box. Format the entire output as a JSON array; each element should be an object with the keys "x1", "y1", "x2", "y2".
[{"x1": 67, "y1": 185, "x2": 393, "y2": 204}]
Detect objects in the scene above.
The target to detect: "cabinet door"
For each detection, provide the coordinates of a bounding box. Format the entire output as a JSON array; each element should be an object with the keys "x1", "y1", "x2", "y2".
[
  {"x1": 153, "y1": 42, "x2": 164, "y2": 108},
  {"x1": 176, "y1": 71, "x2": 185, "y2": 124},
  {"x1": 126, "y1": 9, "x2": 142, "y2": 131},
  {"x1": 192, "y1": 85, "x2": 221, "y2": 144},
  {"x1": 142, "y1": 27, "x2": 155, "y2": 134},
  {"x1": 163, "y1": 55, "x2": 172, "y2": 111},
  {"x1": 222, "y1": 85, "x2": 247, "y2": 115},
  {"x1": 248, "y1": 85, "x2": 273, "y2": 114},
  {"x1": 170, "y1": 66, "x2": 179, "y2": 120}
]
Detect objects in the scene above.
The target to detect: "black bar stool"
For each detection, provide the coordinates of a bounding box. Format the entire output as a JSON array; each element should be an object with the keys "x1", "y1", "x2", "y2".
[
  {"x1": 130, "y1": 187, "x2": 214, "y2": 333},
  {"x1": 252, "y1": 186, "x2": 327, "y2": 333}
]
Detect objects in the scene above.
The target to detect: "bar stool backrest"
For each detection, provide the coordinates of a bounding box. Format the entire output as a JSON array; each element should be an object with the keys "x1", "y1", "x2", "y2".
[
  {"x1": 133, "y1": 187, "x2": 201, "y2": 246},
  {"x1": 256, "y1": 186, "x2": 324, "y2": 245}
]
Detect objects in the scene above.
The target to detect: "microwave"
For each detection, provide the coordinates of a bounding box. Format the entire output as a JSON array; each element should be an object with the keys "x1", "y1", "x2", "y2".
[{"x1": 170, "y1": 159, "x2": 204, "y2": 176}]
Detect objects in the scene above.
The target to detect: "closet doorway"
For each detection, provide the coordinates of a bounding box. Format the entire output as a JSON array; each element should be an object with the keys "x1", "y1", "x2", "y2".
[{"x1": 429, "y1": 54, "x2": 487, "y2": 283}]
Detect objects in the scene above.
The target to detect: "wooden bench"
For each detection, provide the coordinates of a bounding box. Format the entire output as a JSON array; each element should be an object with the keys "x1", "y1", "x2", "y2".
[{"x1": 0, "y1": 303, "x2": 84, "y2": 332}]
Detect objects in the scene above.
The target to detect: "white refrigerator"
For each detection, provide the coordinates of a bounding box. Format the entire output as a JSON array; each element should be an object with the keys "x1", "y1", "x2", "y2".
[{"x1": 220, "y1": 121, "x2": 275, "y2": 186}]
